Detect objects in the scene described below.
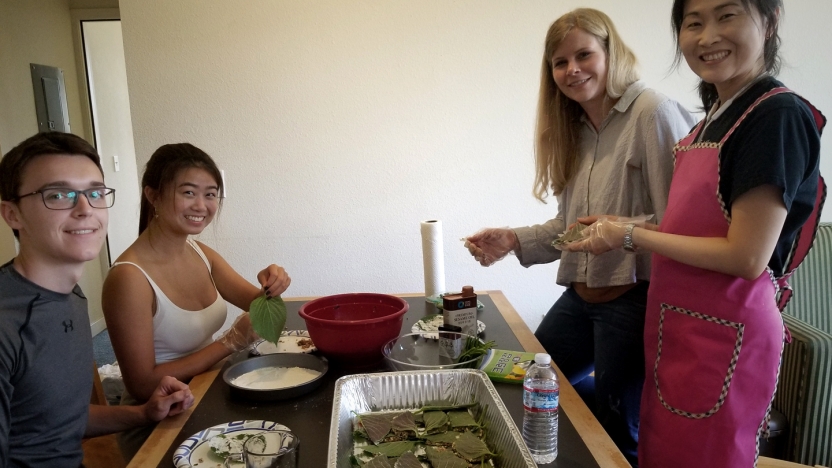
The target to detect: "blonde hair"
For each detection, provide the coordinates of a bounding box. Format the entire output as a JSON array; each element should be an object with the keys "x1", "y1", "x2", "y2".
[{"x1": 533, "y1": 8, "x2": 639, "y2": 200}]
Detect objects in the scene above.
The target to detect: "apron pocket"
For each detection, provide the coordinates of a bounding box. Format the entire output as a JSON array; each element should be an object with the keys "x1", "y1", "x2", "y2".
[{"x1": 653, "y1": 302, "x2": 745, "y2": 419}]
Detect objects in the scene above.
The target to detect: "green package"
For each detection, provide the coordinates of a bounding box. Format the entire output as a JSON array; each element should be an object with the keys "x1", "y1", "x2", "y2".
[{"x1": 477, "y1": 349, "x2": 537, "y2": 384}]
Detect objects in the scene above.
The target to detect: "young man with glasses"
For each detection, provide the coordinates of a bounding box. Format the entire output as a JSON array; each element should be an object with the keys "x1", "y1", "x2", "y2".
[{"x1": 0, "y1": 132, "x2": 194, "y2": 467}]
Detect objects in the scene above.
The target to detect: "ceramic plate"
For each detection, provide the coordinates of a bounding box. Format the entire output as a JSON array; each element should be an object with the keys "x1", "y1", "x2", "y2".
[
  {"x1": 250, "y1": 330, "x2": 316, "y2": 355},
  {"x1": 173, "y1": 420, "x2": 290, "y2": 468},
  {"x1": 411, "y1": 313, "x2": 486, "y2": 339}
]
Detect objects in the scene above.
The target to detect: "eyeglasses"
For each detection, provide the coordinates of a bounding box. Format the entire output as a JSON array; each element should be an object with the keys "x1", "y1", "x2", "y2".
[{"x1": 13, "y1": 187, "x2": 116, "y2": 210}]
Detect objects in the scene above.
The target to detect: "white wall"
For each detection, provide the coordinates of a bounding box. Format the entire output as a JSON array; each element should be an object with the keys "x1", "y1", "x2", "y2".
[{"x1": 119, "y1": 0, "x2": 832, "y2": 331}]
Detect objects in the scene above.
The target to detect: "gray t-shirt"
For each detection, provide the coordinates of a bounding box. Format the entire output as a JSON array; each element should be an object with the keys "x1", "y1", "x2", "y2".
[
  {"x1": 514, "y1": 82, "x2": 697, "y2": 288},
  {"x1": 0, "y1": 261, "x2": 93, "y2": 467}
]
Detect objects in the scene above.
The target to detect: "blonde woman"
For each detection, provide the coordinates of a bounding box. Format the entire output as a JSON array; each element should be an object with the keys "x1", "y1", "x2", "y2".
[{"x1": 464, "y1": 8, "x2": 695, "y2": 464}]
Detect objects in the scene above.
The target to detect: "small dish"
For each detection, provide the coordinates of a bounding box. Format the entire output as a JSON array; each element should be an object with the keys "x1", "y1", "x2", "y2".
[
  {"x1": 223, "y1": 353, "x2": 328, "y2": 401},
  {"x1": 172, "y1": 420, "x2": 289, "y2": 468},
  {"x1": 411, "y1": 313, "x2": 486, "y2": 339},
  {"x1": 383, "y1": 332, "x2": 484, "y2": 371},
  {"x1": 250, "y1": 330, "x2": 316, "y2": 355}
]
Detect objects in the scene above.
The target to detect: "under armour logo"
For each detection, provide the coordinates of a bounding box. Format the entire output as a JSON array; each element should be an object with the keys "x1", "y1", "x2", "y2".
[{"x1": 62, "y1": 320, "x2": 74, "y2": 333}]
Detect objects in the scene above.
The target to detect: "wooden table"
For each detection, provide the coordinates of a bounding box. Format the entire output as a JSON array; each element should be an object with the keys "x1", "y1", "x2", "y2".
[{"x1": 128, "y1": 291, "x2": 631, "y2": 468}]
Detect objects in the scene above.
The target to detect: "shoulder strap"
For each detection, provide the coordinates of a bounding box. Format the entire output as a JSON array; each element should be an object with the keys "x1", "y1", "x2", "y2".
[
  {"x1": 110, "y1": 261, "x2": 165, "y2": 295},
  {"x1": 187, "y1": 239, "x2": 212, "y2": 273},
  {"x1": 720, "y1": 87, "x2": 791, "y2": 145}
]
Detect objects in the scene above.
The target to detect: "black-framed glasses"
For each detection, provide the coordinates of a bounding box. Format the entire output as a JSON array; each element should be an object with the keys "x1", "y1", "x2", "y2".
[{"x1": 13, "y1": 187, "x2": 116, "y2": 210}]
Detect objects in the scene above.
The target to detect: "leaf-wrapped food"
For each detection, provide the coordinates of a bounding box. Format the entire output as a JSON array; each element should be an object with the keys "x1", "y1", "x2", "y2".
[
  {"x1": 362, "y1": 441, "x2": 418, "y2": 458},
  {"x1": 391, "y1": 411, "x2": 418, "y2": 434},
  {"x1": 358, "y1": 413, "x2": 393, "y2": 444},
  {"x1": 423, "y1": 411, "x2": 449, "y2": 434},
  {"x1": 453, "y1": 431, "x2": 496, "y2": 461},
  {"x1": 447, "y1": 410, "x2": 479, "y2": 428},
  {"x1": 424, "y1": 446, "x2": 469, "y2": 468},
  {"x1": 423, "y1": 432, "x2": 460, "y2": 446},
  {"x1": 392, "y1": 451, "x2": 422, "y2": 468},
  {"x1": 365, "y1": 455, "x2": 393, "y2": 468}
]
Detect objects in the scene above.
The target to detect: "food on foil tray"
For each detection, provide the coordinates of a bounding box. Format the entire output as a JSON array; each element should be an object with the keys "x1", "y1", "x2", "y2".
[{"x1": 350, "y1": 402, "x2": 498, "y2": 467}]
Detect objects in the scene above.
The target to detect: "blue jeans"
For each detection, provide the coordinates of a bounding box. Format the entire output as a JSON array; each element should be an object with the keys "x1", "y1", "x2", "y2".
[{"x1": 534, "y1": 282, "x2": 647, "y2": 467}]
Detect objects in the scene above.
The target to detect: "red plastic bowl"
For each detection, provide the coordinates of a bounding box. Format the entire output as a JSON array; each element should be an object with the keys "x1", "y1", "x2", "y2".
[{"x1": 298, "y1": 293, "x2": 409, "y2": 365}]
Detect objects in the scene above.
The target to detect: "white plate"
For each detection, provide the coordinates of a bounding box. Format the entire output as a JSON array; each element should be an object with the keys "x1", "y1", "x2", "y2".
[
  {"x1": 251, "y1": 330, "x2": 316, "y2": 355},
  {"x1": 411, "y1": 313, "x2": 486, "y2": 339},
  {"x1": 173, "y1": 420, "x2": 290, "y2": 468}
]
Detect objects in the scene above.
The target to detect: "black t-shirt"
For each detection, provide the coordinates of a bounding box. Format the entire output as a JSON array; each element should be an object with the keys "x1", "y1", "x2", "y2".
[{"x1": 694, "y1": 77, "x2": 825, "y2": 277}]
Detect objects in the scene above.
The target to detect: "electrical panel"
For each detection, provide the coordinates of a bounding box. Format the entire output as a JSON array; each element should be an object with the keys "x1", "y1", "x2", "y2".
[{"x1": 30, "y1": 63, "x2": 70, "y2": 133}]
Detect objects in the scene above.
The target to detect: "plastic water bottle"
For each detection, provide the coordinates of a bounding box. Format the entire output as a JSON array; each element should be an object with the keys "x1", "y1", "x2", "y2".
[{"x1": 522, "y1": 353, "x2": 558, "y2": 463}]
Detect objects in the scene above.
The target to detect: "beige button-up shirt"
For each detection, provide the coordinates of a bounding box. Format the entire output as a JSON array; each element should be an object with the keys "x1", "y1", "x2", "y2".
[{"x1": 514, "y1": 81, "x2": 697, "y2": 288}]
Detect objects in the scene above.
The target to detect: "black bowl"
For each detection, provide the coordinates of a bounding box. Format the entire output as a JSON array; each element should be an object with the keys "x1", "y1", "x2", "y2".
[{"x1": 222, "y1": 353, "x2": 328, "y2": 401}]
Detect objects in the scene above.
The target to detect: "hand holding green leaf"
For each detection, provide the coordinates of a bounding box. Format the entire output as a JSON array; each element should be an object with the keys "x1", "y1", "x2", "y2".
[{"x1": 249, "y1": 295, "x2": 288, "y2": 345}]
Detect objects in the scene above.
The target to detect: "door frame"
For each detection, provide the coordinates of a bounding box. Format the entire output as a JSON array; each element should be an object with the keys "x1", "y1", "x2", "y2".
[{"x1": 69, "y1": 8, "x2": 120, "y2": 336}]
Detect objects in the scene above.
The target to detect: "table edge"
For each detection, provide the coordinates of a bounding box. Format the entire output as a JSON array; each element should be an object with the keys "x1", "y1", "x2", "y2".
[{"x1": 486, "y1": 290, "x2": 631, "y2": 468}]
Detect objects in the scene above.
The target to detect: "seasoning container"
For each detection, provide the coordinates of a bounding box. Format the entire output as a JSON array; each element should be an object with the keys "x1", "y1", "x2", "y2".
[
  {"x1": 438, "y1": 324, "x2": 463, "y2": 360},
  {"x1": 443, "y1": 286, "x2": 478, "y2": 336}
]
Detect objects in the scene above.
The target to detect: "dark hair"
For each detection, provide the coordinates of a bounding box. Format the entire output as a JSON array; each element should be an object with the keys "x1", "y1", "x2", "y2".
[
  {"x1": 139, "y1": 143, "x2": 223, "y2": 234},
  {"x1": 0, "y1": 132, "x2": 103, "y2": 238},
  {"x1": 671, "y1": 0, "x2": 782, "y2": 109}
]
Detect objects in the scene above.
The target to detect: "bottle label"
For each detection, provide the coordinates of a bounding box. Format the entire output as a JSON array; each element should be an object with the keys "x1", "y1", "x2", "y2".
[{"x1": 523, "y1": 386, "x2": 559, "y2": 413}]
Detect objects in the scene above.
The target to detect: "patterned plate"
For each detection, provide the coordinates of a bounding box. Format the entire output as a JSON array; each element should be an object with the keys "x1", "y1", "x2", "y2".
[
  {"x1": 172, "y1": 420, "x2": 290, "y2": 468},
  {"x1": 250, "y1": 330, "x2": 316, "y2": 355},
  {"x1": 411, "y1": 313, "x2": 486, "y2": 339}
]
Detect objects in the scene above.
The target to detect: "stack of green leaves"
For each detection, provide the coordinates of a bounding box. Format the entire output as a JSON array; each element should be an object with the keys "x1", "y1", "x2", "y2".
[
  {"x1": 249, "y1": 295, "x2": 288, "y2": 345},
  {"x1": 350, "y1": 402, "x2": 497, "y2": 467},
  {"x1": 551, "y1": 222, "x2": 589, "y2": 246},
  {"x1": 457, "y1": 337, "x2": 496, "y2": 365}
]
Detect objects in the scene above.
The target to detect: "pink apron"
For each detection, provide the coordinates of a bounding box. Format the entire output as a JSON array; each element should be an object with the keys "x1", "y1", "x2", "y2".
[{"x1": 639, "y1": 88, "x2": 826, "y2": 468}]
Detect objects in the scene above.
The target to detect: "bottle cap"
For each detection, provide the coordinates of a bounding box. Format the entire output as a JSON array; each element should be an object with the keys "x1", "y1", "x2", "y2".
[
  {"x1": 462, "y1": 285, "x2": 474, "y2": 295},
  {"x1": 534, "y1": 353, "x2": 551, "y2": 365}
]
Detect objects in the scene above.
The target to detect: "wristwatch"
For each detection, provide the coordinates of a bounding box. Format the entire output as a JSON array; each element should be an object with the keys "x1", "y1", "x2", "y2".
[{"x1": 623, "y1": 223, "x2": 637, "y2": 252}]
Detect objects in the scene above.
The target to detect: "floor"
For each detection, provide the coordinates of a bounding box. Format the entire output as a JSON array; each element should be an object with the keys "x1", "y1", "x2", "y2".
[{"x1": 93, "y1": 329, "x2": 117, "y2": 366}]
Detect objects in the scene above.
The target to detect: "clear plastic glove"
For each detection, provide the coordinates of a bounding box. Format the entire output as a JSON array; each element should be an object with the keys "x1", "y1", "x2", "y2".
[
  {"x1": 558, "y1": 215, "x2": 653, "y2": 255},
  {"x1": 217, "y1": 312, "x2": 259, "y2": 352},
  {"x1": 463, "y1": 228, "x2": 518, "y2": 267}
]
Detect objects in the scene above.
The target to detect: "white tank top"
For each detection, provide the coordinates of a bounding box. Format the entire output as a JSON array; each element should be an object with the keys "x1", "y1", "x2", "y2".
[{"x1": 112, "y1": 239, "x2": 228, "y2": 364}]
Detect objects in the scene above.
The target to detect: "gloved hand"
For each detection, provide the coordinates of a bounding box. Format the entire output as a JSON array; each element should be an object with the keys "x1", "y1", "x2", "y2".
[
  {"x1": 558, "y1": 215, "x2": 653, "y2": 255},
  {"x1": 463, "y1": 228, "x2": 518, "y2": 266},
  {"x1": 217, "y1": 312, "x2": 259, "y2": 352}
]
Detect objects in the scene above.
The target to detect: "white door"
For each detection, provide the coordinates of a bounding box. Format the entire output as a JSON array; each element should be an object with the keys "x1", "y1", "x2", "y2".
[{"x1": 82, "y1": 20, "x2": 141, "y2": 264}]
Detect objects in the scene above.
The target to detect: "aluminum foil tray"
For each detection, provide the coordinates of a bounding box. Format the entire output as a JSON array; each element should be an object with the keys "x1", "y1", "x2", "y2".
[{"x1": 327, "y1": 369, "x2": 536, "y2": 467}]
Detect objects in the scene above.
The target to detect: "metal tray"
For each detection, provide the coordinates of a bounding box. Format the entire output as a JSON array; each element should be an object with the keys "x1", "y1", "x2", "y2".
[
  {"x1": 327, "y1": 369, "x2": 536, "y2": 467},
  {"x1": 223, "y1": 353, "x2": 328, "y2": 401}
]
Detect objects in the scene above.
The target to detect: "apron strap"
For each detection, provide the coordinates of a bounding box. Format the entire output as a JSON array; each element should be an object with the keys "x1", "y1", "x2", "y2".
[
  {"x1": 774, "y1": 91, "x2": 827, "y2": 312},
  {"x1": 720, "y1": 87, "x2": 792, "y2": 145},
  {"x1": 777, "y1": 174, "x2": 827, "y2": 312}
]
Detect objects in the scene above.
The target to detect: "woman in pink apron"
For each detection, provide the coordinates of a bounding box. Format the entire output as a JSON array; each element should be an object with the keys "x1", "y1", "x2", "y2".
[{"x1": 563, "y1": 0, "x2": 825, "y2": 466}]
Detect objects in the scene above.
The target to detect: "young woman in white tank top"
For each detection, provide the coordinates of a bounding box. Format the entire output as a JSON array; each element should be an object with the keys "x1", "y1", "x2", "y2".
[{"x1": 101, "y1": 144, "x2": 291, "y2": 460}]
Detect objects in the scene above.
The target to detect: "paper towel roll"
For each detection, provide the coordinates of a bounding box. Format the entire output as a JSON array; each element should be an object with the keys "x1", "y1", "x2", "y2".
[{"x1": 420, "y1": 220, "x2": 446, "y2": 300}]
